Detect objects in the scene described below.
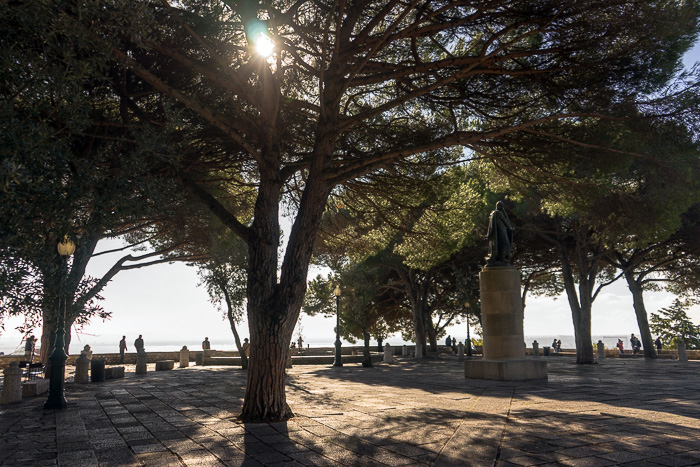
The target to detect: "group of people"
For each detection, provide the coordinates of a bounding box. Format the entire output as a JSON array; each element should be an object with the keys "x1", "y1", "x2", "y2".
[
  {"x1": 616, "y1": 334, "x2": 664, "y2": 355},
  {"x1": 118, "y1": 335, "x2": 145, "y2": 363},
  {"x1": 203, "y1": 336, "x2": 250, "y2": 357},
  {"x1": 630, "y1": 333, "x2": 642, "y2": 354},
  {"x1": 445, "y1": 335, "x2": 474, "y2": 353},
  {"x1": 118, "y1": 335, "x2": 252, "y2": 363},
  {"x1": 551, "y1": 339, "x2": 562, "y2": 353}
]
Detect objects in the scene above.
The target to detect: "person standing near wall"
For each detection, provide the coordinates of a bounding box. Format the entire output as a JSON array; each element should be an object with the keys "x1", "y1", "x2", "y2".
[
  {"x1": 24, "y1": 335, "x2": 36, "y2": 360},
  {"x1": 119, "y1": 336, "x2": 128, "y2": 364}
]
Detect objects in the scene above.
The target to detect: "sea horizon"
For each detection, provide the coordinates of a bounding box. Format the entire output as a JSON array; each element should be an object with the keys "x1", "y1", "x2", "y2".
[{"x1": 0, "y1": 333, "x2": 641, "y2": 356}]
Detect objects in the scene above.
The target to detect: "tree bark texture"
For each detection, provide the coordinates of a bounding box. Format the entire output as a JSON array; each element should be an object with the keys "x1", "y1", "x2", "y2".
[
  {"x1": 241, "y1": 308, "x2": 296, "y2": 421},
  {"x1": 397, "y1": 268, "x2": 429, "y2": 355},
  {"x1": 624, "y1": 271, "x2": 656, "y2": 359},
  {"x1": 238, "y1": 168, "x2": 332, "y2": 421},
  {"x1": 362, "y1": 329, "x2": 373, "y2": 367},
  {"x1": 557, "y1": 234, "x2": 595, "y2": 364},
  {"x1": 426, "y1": 316, "x2": 438, "y2": 352},
  {"x1": 222, "y1": 285, "x2": 248, "y2": 369}
]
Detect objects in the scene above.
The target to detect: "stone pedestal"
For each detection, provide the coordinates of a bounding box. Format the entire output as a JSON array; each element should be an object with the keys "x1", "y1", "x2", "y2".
[
  {"x1": 91, "y1": 359, "x2": 106, "y2": 382},
  {"x1": 532, "y1": 341, "x2": 540, "y2": 357},
  {"x1": 105, "y1": 367, "x2": 125, "y2": 379},
  {"x1": 180, "y1": 346, "x2": 190, "y2": 368},
  {"x1": 465, "y1": 266, "x2": 547, "y2": 381},
  {"x1": 458, "y1": 342, "x2": 465, "y2": 359},
  {"x1": 1, "y1": 362, "x2": 23, "y2": 404},
  {"x1": 136, "y1": 351, "x2": 148, "y2": 374},
  {"x1": 383, "y1": 344, "x2": 393, "y2": 363},
  {"x1": 677, "y1": 341, "x2": 688, "y2": 362},
  {"x1": 22, "y1": 379, "x2": 49, "y2": 397},
  {"x1": 597, "y1": 340, "x2": 606, "y2": 360},
  {"x1": 155, "y1": 360, "x2": 174, "y2": 371},
  {"x1": 402, "y1": 345, "x2": 407, "y2": 356},
  {"x1": 74, "y1": 354, "x2": 90, "y2": 384}
]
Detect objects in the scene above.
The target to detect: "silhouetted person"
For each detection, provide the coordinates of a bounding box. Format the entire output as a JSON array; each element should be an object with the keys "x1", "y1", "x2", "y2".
[
  {"x1": 134, "y1": 335, "x2": 145, "y2": 353},
  {"x1": 119, "y1": 336, "x2": 128, "y2": 363},
  {"x1": 24, "y1": 334, "x2": 36, "y2": 359}
]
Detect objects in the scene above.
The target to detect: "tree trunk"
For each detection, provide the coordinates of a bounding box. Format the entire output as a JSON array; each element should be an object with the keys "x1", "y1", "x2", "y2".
[
  {"x1": 362, "y1": 328, "x2": 373, "y2": 367},
  {"x1": 222, "y1": 286, "x2": 248, "y2": 369},
  {"x1": 425, "y1": 316, "x2": 438, "y2": 352},
  {"x1": 238, "y1": 162, "x2": 331, "y2": 421},
  {"x1": 242, "y1": 305, "x2": 296, "y2": 421},
  {"x1": 228, "y1": 309, "x2": 248, "y2": 369},
  {"x1": 624, "y1": 271, "x2": 656, "y2": 359},
  {"x1": 397, "y1": 268, "x2": 428, "y2": 355},
  {"x1": 572, "y1": 304, "x2": 595, "y2": 364},
  {"x1": 557, "y1": 234, "x2": 595, "y2": 364},
  {"x1": 39, "y1": 268, "x2": 61, "y2": 368},
  {"x1": 412, "y1": 303, "x2": 427, "y2": 354}
]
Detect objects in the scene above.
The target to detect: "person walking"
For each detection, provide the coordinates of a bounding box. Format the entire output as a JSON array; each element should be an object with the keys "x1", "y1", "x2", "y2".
[
  {"x1": 655, "y1": 336, "x2": 663, "y2": 353},
  {"x1": 552, "y1": 339, "x2": 558, "y2": 354},
  {"x1": 242, "y1": 338, "x2": 250, "y2": 357},
  {"x1": 119, "y1": 336, "x2": 128, "y2": 364},
  {"x1": 617, "y1": 339, "x2": 624, "y2": 355}
]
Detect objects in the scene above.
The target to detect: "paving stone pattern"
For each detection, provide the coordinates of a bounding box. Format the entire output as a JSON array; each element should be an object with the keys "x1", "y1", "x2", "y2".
[{"x1": 1, "y1": 357, "x2": 699, "y2": 466}]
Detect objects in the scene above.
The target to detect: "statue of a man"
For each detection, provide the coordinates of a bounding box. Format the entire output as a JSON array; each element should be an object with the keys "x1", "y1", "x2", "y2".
[{"x1": 486, "y1": 201, "x2": 514, "y2": 265}]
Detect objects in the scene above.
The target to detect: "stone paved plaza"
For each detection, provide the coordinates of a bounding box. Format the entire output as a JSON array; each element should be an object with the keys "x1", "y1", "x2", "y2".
[{"x1": 1, "y1": 356, "x2": 699, "y2": 466}]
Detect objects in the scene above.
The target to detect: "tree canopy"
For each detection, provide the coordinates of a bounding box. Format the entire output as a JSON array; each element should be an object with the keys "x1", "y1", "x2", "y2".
[{"x1": 3, "y1": 0, "x2": 699, "y2": 421}]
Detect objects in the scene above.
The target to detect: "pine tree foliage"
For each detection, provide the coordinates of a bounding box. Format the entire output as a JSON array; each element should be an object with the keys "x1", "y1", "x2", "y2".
[{"x1": 650, "y1": 298, "x2": 700, "y2": 349}]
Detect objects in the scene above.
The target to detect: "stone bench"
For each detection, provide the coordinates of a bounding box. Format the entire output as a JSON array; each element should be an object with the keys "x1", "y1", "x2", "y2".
[
  {"x1": 22, "y1": 379, "x2": 50, "y2": 398},
  {"x1": 155, "y1": 360, "x2": 175, "y2": 371},
  {"x1": 204, "y1": 357, "x2": 240, "y2": 366},
  {"x1": 105, "y1": 366, "x2": 125, "y2": 379}
]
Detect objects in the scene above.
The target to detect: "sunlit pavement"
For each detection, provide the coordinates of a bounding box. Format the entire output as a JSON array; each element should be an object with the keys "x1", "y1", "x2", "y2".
[{"x1": 1, "y1": 356, "x2": 699, "y2": 466}]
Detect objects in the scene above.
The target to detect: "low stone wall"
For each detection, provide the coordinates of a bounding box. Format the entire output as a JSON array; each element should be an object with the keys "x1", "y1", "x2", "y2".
[
  {"x1": 524, "y1": 348, "x2": 700, "y2": 360},
  {"x1": 203, "y1": 354, "x2": 385, "y2": 366},
  {"x1": 0, "y1": 355, "x2": 26, "y2": 369},
  {"x1": 65, "y1": 351, "x2": 195, "y2": 366}
]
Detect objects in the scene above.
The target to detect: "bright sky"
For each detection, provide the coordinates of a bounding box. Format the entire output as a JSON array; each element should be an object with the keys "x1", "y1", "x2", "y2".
[{"x1": 1, "y1": 42, "x2": 699, "y2": 355}]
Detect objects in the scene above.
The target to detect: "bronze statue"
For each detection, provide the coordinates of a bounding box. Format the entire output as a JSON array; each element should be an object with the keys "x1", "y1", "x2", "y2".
[{"x1": 486, "y1": 201, "x2": 514, "y2": 265}]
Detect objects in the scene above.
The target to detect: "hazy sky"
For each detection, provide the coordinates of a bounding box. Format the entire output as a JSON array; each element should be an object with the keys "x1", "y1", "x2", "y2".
[{"x1": 2, "y1": 42, "x2": 699, "y2": 355}]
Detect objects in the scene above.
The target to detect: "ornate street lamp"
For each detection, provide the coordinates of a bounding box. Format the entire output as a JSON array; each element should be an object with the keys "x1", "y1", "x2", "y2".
[
  {"x1": 44, "y1": 236, "x2": 75, "y2": 410},
  {"x1": 465, "y1": 302, "x2": 473, "y2": 357},
  {"x1": 333, "y1": 285, "x2": 343, "y2": 367}
]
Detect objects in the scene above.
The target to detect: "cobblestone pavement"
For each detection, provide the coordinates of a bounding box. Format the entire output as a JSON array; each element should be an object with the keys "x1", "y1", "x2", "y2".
[{"x1": 1, "y1": 356, "x2": 699, "y2": 466}]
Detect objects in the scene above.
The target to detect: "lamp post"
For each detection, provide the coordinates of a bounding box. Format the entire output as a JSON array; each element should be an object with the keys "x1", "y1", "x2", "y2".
[
  {"x1": 44, "y1": 236, "x2": 75, "y2": 410},
  {"x1": 333, "y1": 285, "x2": 343, "y2": 367},
  {"x1": 465, "y1": 302, "x2": 472, "y2": 357}
]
